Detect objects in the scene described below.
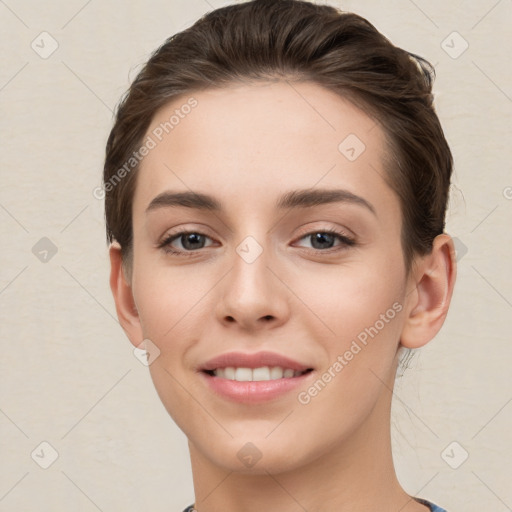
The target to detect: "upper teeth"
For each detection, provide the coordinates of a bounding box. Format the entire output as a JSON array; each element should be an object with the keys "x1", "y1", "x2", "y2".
[{"x1": 212, "y1": 366, "x2": 304, "y2": 381}]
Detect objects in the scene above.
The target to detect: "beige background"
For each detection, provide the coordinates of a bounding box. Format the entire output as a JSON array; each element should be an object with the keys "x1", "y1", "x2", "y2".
[{"x1": 1, "y1": 1, "x2": 511, "y2": 511}]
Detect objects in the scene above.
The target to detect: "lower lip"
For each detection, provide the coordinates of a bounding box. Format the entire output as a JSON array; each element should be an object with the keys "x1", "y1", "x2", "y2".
[{"x1": 199, "y1": 371, "x2": 314, "y2": 404}]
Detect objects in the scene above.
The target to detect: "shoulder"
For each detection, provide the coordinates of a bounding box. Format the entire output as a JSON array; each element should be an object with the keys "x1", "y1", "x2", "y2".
[{"x1": 416, "y1": 497, "x2": 448, "y2": 512}]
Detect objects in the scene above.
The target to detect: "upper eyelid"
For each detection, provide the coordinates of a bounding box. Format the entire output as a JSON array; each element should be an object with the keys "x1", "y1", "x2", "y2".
[
  {"x1": 161, "y1": 221, "x2": 353, "y2": 238},
  {"x1": 159, "y1": 228, "x2": 216, "y2": 245}
]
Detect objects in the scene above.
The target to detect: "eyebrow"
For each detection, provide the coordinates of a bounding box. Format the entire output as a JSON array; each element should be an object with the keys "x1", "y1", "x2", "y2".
[{"x1": 145, "y1": 188, "x2": 376, "y2": 216}]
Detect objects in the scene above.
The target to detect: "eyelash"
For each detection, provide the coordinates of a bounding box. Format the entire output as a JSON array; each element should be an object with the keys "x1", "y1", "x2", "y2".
[{"x1": 157, "y1": 228, "x2": 356, "y2": 257}]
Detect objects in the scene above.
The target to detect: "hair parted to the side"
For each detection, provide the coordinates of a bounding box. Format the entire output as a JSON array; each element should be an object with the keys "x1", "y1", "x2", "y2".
[{"x1": 103, "y1": 0, "x2": 453, "y2": 274}]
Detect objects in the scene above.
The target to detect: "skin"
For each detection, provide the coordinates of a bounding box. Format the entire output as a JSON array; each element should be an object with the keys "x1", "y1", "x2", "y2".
[{"x1": 109, "y1": 81, "x2": 456, "y2": 512}]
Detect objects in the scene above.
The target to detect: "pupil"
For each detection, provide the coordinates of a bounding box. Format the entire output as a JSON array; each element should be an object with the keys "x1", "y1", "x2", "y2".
[
  {"x1": 183, "y1": 233, "x2": 204, "y2": 250},
  {"x1": 312, "y1": 233, "x2": 334, "y2": 249}
]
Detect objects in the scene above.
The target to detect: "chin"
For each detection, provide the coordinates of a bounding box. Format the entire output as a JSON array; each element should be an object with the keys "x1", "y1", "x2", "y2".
[{"x1": 190, "y1": 429, "x2": 321, "y2": 475}]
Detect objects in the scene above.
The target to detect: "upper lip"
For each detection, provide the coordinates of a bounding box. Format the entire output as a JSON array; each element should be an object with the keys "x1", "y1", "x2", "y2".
[{"x1": 199, "y1": 351, "x2": 313, "y2": 372}]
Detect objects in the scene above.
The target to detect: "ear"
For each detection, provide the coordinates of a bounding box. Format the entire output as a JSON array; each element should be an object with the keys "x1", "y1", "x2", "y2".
[
  {"x1": 400, "y1": 233, "x2": 457, "y2": 349},
  {"x1": 109, "y1": 243, "x2": 144, "y2": 348}
]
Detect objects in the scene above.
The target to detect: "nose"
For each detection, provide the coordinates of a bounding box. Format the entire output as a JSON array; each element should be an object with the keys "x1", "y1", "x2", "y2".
[{"x1": 215, "y1": 241, "x2": 291, "y2": 331}]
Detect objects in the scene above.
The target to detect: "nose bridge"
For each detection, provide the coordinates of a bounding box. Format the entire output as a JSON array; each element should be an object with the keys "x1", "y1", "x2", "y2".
[
  {"x1": 216, "y1": 230, "x2": 289, "y2": 329},
  {"x1": 236, "y1": 234, "x2": 269, "y2": 284}
]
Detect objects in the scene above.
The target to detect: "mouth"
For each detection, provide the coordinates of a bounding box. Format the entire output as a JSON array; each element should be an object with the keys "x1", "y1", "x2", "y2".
[{"x1": 198, "y1": 351, "x2": 316, "y2": 403}]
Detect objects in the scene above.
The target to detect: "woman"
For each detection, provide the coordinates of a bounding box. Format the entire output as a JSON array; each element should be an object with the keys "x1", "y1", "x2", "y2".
[{"x1": 103, "y1": 1, "x2": 456, "y2": 510}]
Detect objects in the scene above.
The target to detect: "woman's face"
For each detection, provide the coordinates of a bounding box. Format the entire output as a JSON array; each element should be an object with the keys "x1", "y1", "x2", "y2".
[{"x1": 127, "y1": 81, "x2": 416, "y2": 473}]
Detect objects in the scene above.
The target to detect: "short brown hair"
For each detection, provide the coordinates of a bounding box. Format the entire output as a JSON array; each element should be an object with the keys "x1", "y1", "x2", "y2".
[{"x1": 103, "y1": 0, "x2": 453, "y2": 273}]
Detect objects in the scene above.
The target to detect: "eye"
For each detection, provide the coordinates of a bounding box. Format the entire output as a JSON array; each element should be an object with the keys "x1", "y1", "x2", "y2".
[
  {"x1": 158, "y1": 231, "x2": 215, "y2": 255},
  {"x1": 294, "y1": 229, "x2": 356, "y2": 252},
  {"x1": 158, "y1": 228, "x2": 356, "y2": 257}
]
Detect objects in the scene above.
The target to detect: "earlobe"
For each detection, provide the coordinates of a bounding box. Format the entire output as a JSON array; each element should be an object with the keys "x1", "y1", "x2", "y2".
[
  {"x1": 400, "y1": 234, "x2": 457, "y2": 349},
  {"x1": 109, "y1": 243, "x2": 144, "y2": 348}
]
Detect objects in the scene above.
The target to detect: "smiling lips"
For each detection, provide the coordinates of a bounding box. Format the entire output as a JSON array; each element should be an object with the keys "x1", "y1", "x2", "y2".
[{"x1": 199, "y1": 350, "x2": 314, "y2": 402}]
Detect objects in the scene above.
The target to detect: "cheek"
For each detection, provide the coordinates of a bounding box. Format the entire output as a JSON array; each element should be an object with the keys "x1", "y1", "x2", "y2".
[
  {"x1": 132, "y1": 260, "x2": 207, "y2": 338},
  {"x1": 288, "y1": 266, "x2": 405, "y2": 440},
  {"x1": 132, "y1": 263, "x2": 215, "y2": 430},
  {"x1": 290, "y1": 258, "x2": 406, "y2": 406},
  {"x1": 298, "y1": 257, "x2": 404, "y2": 346}
]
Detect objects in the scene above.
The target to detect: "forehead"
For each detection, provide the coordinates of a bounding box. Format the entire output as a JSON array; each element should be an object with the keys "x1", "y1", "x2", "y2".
[{"x1": 133, "y1": 81, "x2": 398, "y2": 220}]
